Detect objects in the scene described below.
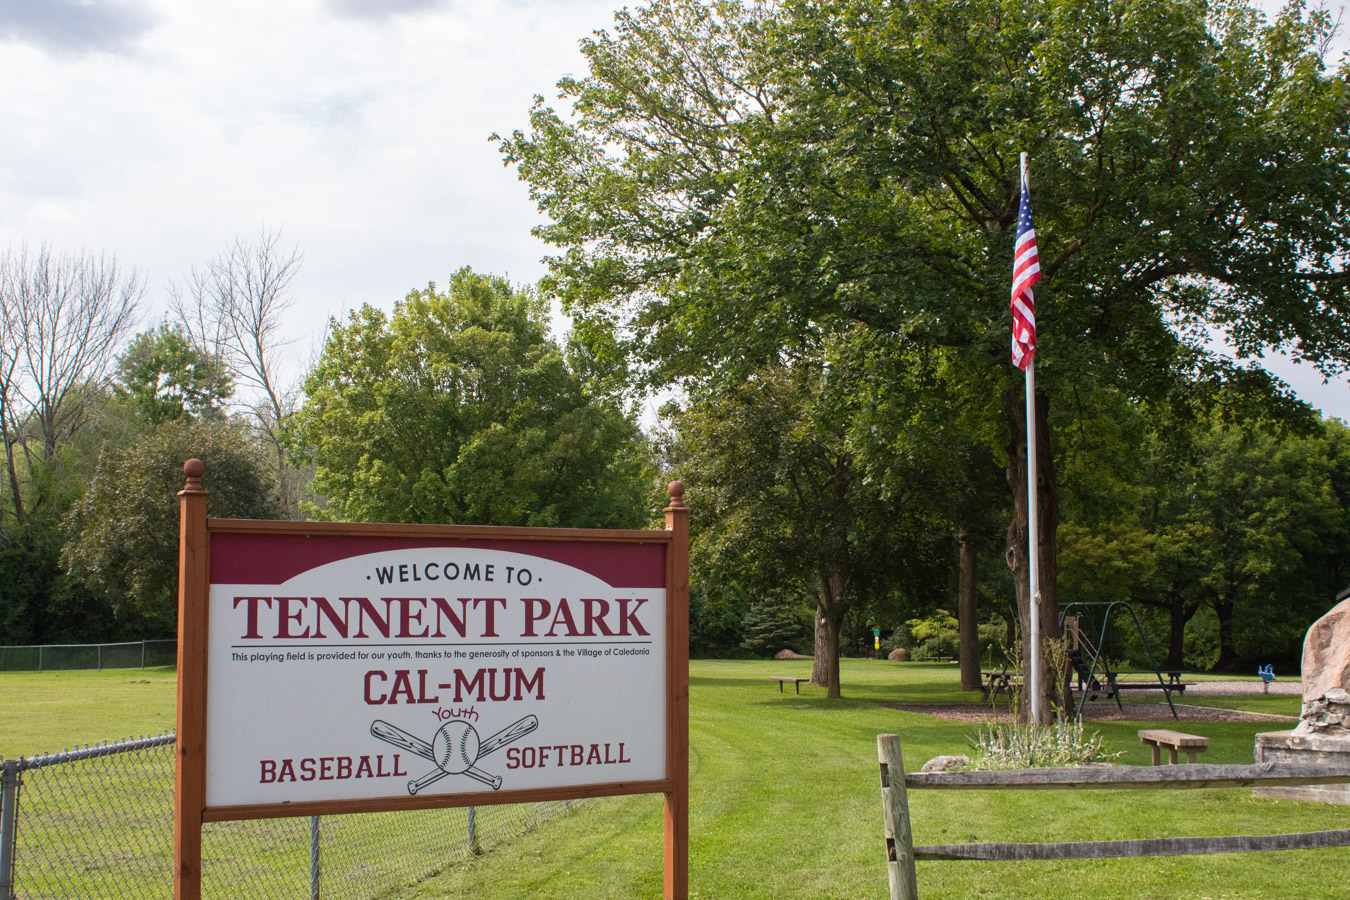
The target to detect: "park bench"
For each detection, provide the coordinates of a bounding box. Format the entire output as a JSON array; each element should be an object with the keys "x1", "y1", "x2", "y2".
[
  {"x1": 770, "y1": 676, "x2": 808, "y2": 694},
  {"x1": 1138, "y1": 728, "x2": 1210, "y2": 765}
]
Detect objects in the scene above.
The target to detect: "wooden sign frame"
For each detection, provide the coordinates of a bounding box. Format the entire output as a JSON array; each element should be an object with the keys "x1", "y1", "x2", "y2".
[{"x1": 174, "y1": 460, "x2": 689, "y2": 898}]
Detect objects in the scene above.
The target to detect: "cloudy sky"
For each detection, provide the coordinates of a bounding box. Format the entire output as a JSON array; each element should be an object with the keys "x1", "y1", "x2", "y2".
[{"x1": 0, "y1": 0, "x2": 1346, "y2": 422}]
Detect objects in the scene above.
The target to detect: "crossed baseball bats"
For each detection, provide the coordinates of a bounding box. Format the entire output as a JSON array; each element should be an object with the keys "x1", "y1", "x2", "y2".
[{"x1": 370, "y1": 715, "x2": 538, "y2": 794}]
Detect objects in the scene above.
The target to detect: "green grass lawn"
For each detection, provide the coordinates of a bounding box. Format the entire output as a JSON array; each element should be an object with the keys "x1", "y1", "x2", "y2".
[
  {"x1": 0, "y1": 666, "x2": 177, "y2": 758},
  {"x1": 397, "y1": 660, "x2": 1348, "y2": 899},
  {"x1": 2, "y1": 660, "x2": 1345, "y2": 899}
]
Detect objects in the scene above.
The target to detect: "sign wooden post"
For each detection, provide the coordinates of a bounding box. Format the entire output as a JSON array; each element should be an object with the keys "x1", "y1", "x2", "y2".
[
  {"x1": 174, "y1": 462, "x2": 690, "y2": 899},
  {"x1": 664, "y1": 482, "x2": 690, "y2": 900},
  {"x1": 174, "y1": 460, "x2": 209, "y2": 900}
]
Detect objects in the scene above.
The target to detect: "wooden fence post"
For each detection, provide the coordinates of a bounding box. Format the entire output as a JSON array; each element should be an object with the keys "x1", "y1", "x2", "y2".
[{"x1": 878, "y1": 734, "x2": 918, "y2": 900}]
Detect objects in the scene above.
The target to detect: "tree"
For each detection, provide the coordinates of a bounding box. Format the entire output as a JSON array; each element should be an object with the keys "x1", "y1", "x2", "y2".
[
  {"x1": 667, "y1": 347, "x2": 952, "y2": 697},
  {"x1": 290, "y1": 268, "x2": 652, "y2": 529},
  {"x1": 62, "y1": 419, "x2": 281, "y2": 635},
  {"x1": 0, "y1": 243, "x2": 142, "y2": 521},
  {"x1": 171, "y1": 229, "x2": 302, "y2": 514},
  {"x1": 499, "y1": 0, "x2": 1350, "y2": 719},
  {"x1": 113, "y1": 323, "x2": 233, "y2": 427},
  {"x1": 1145, "y1": 416, "x2": 1344, "y2": 668}
]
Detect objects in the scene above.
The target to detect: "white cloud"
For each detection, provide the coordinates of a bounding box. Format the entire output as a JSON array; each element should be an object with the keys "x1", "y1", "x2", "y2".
[{"x1": 0, "y1": 0, "x2": 615, "y2": 394}]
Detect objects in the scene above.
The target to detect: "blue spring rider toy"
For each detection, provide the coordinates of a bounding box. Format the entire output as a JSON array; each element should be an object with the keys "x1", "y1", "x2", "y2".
[{"x1": 1258, "y1": 664, "x2": 1275, "y2": 694}]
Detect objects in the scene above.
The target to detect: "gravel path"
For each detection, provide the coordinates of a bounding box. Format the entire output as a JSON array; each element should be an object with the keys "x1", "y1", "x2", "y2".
[{"x1": 1182, "y1": 680, "x2": 1300, "y2": 695}]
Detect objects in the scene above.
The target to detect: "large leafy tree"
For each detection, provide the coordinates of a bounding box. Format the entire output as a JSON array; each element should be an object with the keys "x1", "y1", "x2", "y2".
[
  {"x1": 667, "y1": 341, "x2": 953, "y2": 696},
  {"x1": 291, "y1": 268, "x2": 651, "y2": 529},
  {"x1": 62, "y1": 419, "x2": 280, "y2": 635},
  {"x1": 1146, "y1": 416, "x2": 1346, "y2": 668},
  {"x1": 113, "y1": 323, "x2": 233, "y2": 427},
  {"x1": 500, "y1": 0, "x2": 1350, "y2": 718}
]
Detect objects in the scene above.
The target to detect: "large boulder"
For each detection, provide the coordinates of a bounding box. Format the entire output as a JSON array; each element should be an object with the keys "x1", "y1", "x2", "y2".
[
  {"x1": 888, "y1": 647, "x2": 909, "y2": 662},
  {"x1": 1296, "y1": 598, "x2": 1350, "y2": 735}
]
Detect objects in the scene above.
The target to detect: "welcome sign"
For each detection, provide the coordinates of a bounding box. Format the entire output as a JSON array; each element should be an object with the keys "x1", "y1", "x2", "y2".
[
  {"x1": 173, "y1": 459, "x2": 690, "y2": 900},
  {"x1": 205, "y1": 536, "x2": 668, "y2": 807}
]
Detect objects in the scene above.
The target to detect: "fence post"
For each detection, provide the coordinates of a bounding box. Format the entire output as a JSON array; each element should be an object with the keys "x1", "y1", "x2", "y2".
[
  {"x1": 878, "y1": 734, "x2": 918, "y2": 900},
  {"x1": 309, "y1": 815, "x2": 321, "y2": 899},
  {"x1": 467, "y1": 807, "x2": 480, "y2": 855},
  {"x1": 1, "y1": 759, "x2": 18, "y2": 900}
]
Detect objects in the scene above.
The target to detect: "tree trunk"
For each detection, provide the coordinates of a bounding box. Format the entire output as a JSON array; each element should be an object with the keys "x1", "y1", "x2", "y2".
[
  {"x1": 1214, "y1": 595, "x2": 1238, "y2": 671},
  {"x1": 811, "y1": 572, "x2": 846, "y2": 698},
  {"x1": 1005, "y1": 386, "x2": 1060, "y2": 724},
  {"x1": 1165, "y1": 597, "x2": 1196, "y2": 670},
  {"x1": 958, "y1": 527, "x2": 981, "y2": 690},
  {"x1": 0, "y1": 399, "x2": 24, "y2": 525},
  {"x1": 822, "y1": 611, "x2": 842, "y2": 699},
  {"x1": 811, "y1": 604, "x2": 829, "y2": 686}
]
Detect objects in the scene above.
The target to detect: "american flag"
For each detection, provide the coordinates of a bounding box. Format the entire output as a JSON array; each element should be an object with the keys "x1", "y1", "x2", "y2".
[{"x1": 1010, "y1": 174, "x2": 1040, "y2": 370}]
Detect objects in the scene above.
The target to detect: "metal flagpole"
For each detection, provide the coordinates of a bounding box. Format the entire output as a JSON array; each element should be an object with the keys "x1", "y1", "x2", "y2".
[{"x1": 1021, "y1": 152, "x2": 1041, "y2": 726}]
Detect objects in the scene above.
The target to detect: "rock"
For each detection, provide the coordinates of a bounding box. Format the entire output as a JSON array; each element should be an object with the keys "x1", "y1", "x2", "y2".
[
  {"x1": 1302, "y1": 598, "x2": 1350, "y2": 702},
  {"x1": 773, "y1": 648, "x2": 812, "y2": 660},
  {"x1": 1296, "y1": 599, "x2": 1350, "y2": 735},
  {"x1": 888, "y1": 648, "x2": 909, "y2": 662},
  {"x1": 921, "y1": 755, "x2": 969, "y2": 773}
]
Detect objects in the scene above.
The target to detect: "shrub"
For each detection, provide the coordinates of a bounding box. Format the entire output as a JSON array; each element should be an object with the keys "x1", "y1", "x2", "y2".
[{"x1": 967, "y1": 717, "x2": 1123, "y2": 770}]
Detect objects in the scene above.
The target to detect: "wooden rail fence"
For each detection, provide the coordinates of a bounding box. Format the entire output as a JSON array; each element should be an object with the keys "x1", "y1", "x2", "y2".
[{"x1": 877, "y1": 733, "x2": 1350, "y2": 900}]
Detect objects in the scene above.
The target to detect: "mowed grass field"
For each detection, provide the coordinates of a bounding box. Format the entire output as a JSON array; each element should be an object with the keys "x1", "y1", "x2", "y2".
[{"x1": 2, "y1": 660, "x2": 1345, "y2": 899}]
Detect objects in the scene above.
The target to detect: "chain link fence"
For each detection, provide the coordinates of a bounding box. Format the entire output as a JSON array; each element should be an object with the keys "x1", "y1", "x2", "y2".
[
  {"x1": 0, "y1": 641, "x2": 177, "y2": 672},
  {"x1": 1, "y1": 733, "x2": 576, "y2": 899}
]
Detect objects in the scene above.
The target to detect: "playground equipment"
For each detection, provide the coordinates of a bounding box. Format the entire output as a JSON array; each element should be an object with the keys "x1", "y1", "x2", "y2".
[
  {"x1": 1258, "y1": 664, "x2": 1276, "y2": 693},
  {"x1": 1061, "y1": 601, "x2": 1179, "y2": 720}
]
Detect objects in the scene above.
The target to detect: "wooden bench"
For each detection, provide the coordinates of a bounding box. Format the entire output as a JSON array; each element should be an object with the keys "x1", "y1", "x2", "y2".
[
  {"x1": 1138, "y1": 728, "x2": 1210, "y2": 765},
  {"x1": 770, "y1": 676, "x2": 808, "y2": 694}
]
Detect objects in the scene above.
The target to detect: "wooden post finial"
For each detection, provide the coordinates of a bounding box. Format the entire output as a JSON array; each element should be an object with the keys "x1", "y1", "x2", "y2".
[
  {"x1": 182, "y1": 459, "x2": 205, "y2": 494},
  {"x1": 666, "y1": 480, "x2": 686, "y2": 509}
]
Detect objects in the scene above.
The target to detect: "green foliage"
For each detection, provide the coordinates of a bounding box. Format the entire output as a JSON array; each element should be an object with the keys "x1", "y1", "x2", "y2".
[
  {"x1": 1057, "y1": 523, "x2": 1157, "y2": 607},
  {"x1": 113, "y1": 323, "x2": 232, "y2": 428},
  {"x1": 667, "y1": 349, "x2": 953, "y2": 692},
  {"x1": 906, "y1": 609, "x2": 959, "y2": 659},
  {"x1": 62, "y1": 419, "x2": 280, "y2": 634},
  {"x1": 290, "y1": 268, "x2": 651, "y2": 529},
  {"x1": 1146, "y1": 415, "x2": 1346, "y2": 667},
  {"x1": 739, "y1": 593, "x2": 811, "y2": 657},
  {"x1": 0, "y1": 520, "x2": 117, "y2": 645},
  {"x1": 688, "y1": 581, "x2": 748, "y2": 658},
  {"x1": 503, "y1": 0, "x2": 1350, "y2": 398}
]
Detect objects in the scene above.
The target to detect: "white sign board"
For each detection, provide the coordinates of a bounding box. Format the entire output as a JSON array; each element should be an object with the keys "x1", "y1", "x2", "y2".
[{"x1": 205, "y1": 533, "x2": 667, "y2": 808}]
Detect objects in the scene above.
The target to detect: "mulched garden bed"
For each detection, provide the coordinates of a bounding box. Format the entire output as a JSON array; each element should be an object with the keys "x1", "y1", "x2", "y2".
[{"x1": 882, "y1": 702, "x2": 1297, "y2": 724}]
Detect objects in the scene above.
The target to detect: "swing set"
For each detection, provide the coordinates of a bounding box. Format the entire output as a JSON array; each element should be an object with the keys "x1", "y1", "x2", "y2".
[{"x1": 1061, "y1": 601, "x2": 1182, "y2": 720}]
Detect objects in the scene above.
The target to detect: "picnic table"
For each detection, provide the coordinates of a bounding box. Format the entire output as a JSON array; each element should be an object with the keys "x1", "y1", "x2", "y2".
[
  {"x1": 979, "y1": 669, "x2": 1021, "y2": 701},
  {"x1": 1103, "y1": 671, "x2": 1193, "y2": 696}
]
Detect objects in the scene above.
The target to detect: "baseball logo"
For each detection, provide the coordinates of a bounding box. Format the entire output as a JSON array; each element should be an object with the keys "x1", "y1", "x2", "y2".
[{"x1": 371, "y1": 715, "x2": 539, "y2": 794}]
